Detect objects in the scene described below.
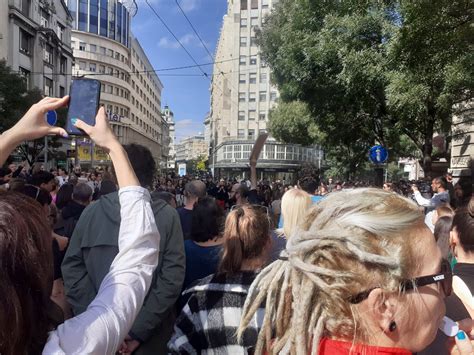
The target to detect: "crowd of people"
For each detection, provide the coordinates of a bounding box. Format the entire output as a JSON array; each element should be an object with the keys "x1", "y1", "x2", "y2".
[{"x1": 0, "y1": 96, "x2": 473, "y2": 355}]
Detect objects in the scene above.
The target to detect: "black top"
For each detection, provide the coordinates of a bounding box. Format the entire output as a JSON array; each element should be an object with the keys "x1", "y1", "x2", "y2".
[{"x1": 177, "y1": 207, "x2": 193, "y2": 240}]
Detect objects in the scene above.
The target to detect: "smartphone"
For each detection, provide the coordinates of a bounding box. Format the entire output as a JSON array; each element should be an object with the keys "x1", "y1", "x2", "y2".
[{"x1": 66, "y1": 79, "x2": 101, "y2": 135}]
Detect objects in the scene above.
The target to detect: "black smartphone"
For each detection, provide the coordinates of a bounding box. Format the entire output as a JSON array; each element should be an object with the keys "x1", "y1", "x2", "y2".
[{"x1": 66, "y1": 78, "x2": 101, "y2": 135}]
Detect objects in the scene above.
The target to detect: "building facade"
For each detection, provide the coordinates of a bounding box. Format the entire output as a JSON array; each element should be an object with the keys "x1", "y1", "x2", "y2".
[
  {"x1": 208, "y1": 0, "x2": 324, "y2": 181},
  {"x1": 176, "y1": 135, "x2": 208, "y2": 163},
  {"x1": 66, "y1": 0, "x2": 168, "y2": 168},
  {"x1": 0, "y1": 0, "x2": 74, "y2": 97},
  {"x1": 162, "y1": 105, "x2": 176, "y2": 170}
]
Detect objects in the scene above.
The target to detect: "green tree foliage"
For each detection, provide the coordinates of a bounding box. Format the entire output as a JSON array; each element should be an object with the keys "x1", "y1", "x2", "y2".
[{"x1": 258, "y1": 0, "x2": 473, "y2": 176}]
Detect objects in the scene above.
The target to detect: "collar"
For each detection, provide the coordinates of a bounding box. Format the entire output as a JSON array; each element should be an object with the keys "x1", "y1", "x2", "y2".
[{"x1": 319, "y1": 338, "x2": 412, "y2": 355}]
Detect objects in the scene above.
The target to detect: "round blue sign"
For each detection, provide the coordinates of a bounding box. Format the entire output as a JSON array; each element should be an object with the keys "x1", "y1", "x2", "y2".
[
  {"x1": 45, "y1": 110, "x2": 57, "y2": 126},
  {"x1": 369, "y1": 145, "x2": 388, "y2": 164}
]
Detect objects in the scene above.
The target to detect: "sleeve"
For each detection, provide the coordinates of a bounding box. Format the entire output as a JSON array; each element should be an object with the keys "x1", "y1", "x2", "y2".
[
  {"x1": 44, "y1": 186, "x2": 160, "y2": 355},
  {"x1": 129, "y1": 209, "x2": 185, "y2": 342},
  {"x1": 414, "y1": 191, "x2": 433, "y2": 207},
  {"x1": 167, "y1": 302, "x2": 200, "y2": 355},
  {"x1": 61, "y1": 212, "x2": 97, "y2": 315}
]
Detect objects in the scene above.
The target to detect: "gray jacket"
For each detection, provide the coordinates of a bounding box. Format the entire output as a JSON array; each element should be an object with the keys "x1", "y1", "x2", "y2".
[{"x1": 62, "y1": 191, "x2": 185, "y2": 354}]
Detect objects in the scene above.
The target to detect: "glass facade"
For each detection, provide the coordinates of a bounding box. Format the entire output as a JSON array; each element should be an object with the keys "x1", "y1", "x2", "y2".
[{"x1": 68, "y1": 0, "x2": 130, "y2": 47}]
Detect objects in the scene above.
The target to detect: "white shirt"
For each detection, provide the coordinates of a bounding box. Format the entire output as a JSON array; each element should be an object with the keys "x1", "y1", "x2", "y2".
[
  {"x1": 43, "y1": 186, "x2": 160, "y2": 355},
  {"x1": 414, "y1": 190, "x2": 450, "y2": 211}
]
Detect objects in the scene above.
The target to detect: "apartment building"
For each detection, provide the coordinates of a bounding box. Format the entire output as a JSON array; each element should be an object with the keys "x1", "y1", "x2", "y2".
[
  {"x1": 162, "y1": 105, "x2": 176, "y2": 170},
  {"x1": 176, "y1": 135, "x2": 208, "y2": 163}
]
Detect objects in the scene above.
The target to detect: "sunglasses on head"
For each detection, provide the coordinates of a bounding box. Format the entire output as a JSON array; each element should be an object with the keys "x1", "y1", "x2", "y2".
[{"x1": 348, "y1": 259, "x2": 452, "y2": 304}]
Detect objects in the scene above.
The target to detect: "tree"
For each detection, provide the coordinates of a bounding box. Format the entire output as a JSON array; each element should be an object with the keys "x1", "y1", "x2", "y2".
[{"x1": 258, "y1": 0, "x2": 473, "y2": 176}]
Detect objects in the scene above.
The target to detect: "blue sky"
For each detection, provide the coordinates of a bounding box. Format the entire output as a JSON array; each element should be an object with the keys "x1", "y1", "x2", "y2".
[{"x1": 131, "y1": 0, "x2": 227, "y2": 142}]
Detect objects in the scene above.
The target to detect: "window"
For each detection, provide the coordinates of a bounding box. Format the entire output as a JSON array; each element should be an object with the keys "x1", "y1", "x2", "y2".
[
  {"x1": 240, "y1": 0, "x2": 247, "y2": 10},
  {"x1": 248, "y1": 129, "x2": 255, "y2": 139},
  {"x1": 238, "y1": 111, "x2": 245, "y2": 120},
  {"x1": 260, "y1": 72, "x2": 268, "y2": 83},
  {"x1": 239, "y1": 74, "x2": 246, "y2": 83},
  {"x1": 238, "y1": 93, "x2": 246, "y2": 102},
  {"x1": 21, "y1": 0, "x2": 30, "y2": 16},
  {"x1": 114, "y1": 69, "x2": 119, "y2": 78},
  {"x1": 43, "y1": 44, "x2": 53, "y2": 65},
  {"x1": 99, "y1": 65, "x2": 105, "y2": 73},
  {"x1": 40, "y1": 9, "x2": 49, "y2": 27},
  {"x1": 107, "y1": 66, "x2": 113, "y2": 75},
  {"x1": 251, "y1": 0, "x2": 258, "y2": 9},
  {"x1": 60, "y1": 56, "x2": 67, "y2": 74},
  {"x1": 251, "y1": 17, "x2": 258, "y2": 27},
  {"x1": 89, "y1": 44, "x2": 97, "y2": 52},
  {"x1": 60, "y1": 86, "x2": 65, "y2": 97},
  {"x1": 248, "y1": 110, "x2": 256, "y2": 120},
  {"x1": 100, "y1": 46, "x2": 106, "y2": 55},
  {"x1": 19, "y1": 67, "x2": 30, "y2": 88},
  {"x1": 249, "y1": 73, "x2": 257, "y2": 84},
  {"x1": 270, "y1": 91, "x2": 278, "y2": 101},
  {"x1": 79, "y1": 42, "x2": 86, "y2": 51},
  {"x1": 100, "y1": 85, "x2": 105, "y2": 92},
  {"x1": 262, "y1": 0, "x2": 269, "y2": 8},
  {"x1": 259, "y1": 129, "x2": 267, "y2": 135},
  {"x1": 19, "y1": 29, "x2": 32, "y2": 55},
  {"x1": 239, "y1": 55, "x2": 246, "y2": 65},
  {"x1": 259, "y1": 91, "x2": 267, "y2": 101},
  {"x1": 114, "y1": 87, "x2": 119, "y2": 95},
  {"x1": 71, "y1": 41, "x2": 76, "y2": 49},
  {"x1": 240, "y1": 18, "x2": 247, "y2": 27},
  {"x1": 79, "y1": 61, "x2": 86, "y2": 70},
  {"x1": 259, "y1": 111, "x2": 266, "y2": 120},
  {"x1": 250, "y1": 55, "x2": 257, "y2": 65},
  {"x1": 115, "y1": 52, "x2": 120, "y2": 60},
  {"x1": 240, "y1": 36, "x2": 247, "y2": 47},
  {"x1": 56, "y1": 24, "x2": 65, "y2": 41},
  {"x1": 250, "y1": 36, "x2": 257, "y2": 46},
  {"x1": 44, "y1": 77, "x2": 53, "y2": 96},
  {"x1": 89, "y1": 63, "x2": 96, "y2": 72},
  {"x1": 108, "y1": 49, "x2": 113, "y2": 57},
  {"x1": 107, "y1": 85, "x2": 113, "y2": 94},
  {"x1": 238, "y1": 129, "x2": 245, "y2": 138},
  {"x1": 249, "y1": 92, "x2": 256, "y2": 102}
]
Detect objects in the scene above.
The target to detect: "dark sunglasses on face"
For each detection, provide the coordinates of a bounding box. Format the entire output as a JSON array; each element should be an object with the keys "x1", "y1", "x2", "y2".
[{"x1": 348, "y1": 259, "x2": 452, "y2": 304}]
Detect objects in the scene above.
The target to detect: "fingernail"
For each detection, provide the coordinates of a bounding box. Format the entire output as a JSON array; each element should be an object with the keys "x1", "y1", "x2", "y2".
[
  {"x1": 62, "y1": 132, "x2": 69, "y2": 138},
  {"x1": 71, "y1": 118, "x2": 78, "y2": 125},
  {"x1": 457, "y1": 331, "x2": 466, "y2": 340}
]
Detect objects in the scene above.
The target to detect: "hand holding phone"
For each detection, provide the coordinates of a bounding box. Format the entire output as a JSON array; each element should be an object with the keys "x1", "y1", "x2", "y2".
[{"x1": 66, "y1": 79, "x2": 101, "y2": 135}]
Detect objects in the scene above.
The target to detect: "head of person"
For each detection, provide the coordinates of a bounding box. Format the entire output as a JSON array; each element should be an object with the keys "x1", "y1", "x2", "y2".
[
  {"x1": 431, "y1": 176, "x2": 447, "y2": 193},
  {"x1": 31, "y1": 171, "x2": 56, "y2": 192},
  {"x1": 72, "y1": 183, "x2": 93, "y2": 206},
  {"x1": 10, "y1": 182, "x2": 52, "y2": 216},
  {"x1": 98, "y1": 180, "x2": 117, "y2": 198},
  {"x1": 319, "y1": 184, "x2": 328, "y2": 195},
  {"x1": 73, "y1": 166, "x2": 81, "y2": 177},
  {"x1": 184, "y1": 180, "x2": 207, "y2": 206},
  {"x1": 229, "y1": 183, "x2": 249, "y2": 205},
  {"x1": 431, "y1": 204, "x2": 454, "y2": 226},
  {"x1": 219, "y1": 205, "x2": 270, "y2": 274},
  {"x1": 122, "y1": 144, "x2": 156, "y2": 188},
  {"x1": 55, "y1": 183, "x2": 74, "y2": 210},
  {"x1": 0, "y1": 191, "x2": 62, "y2": 354},
  {"x1": 383, "y1": 182, "x2": 393, "y2": 192},
  {"x1": 239, "y1": 188, "x2": 449, "y2": 354},
  {"x1": 300, "y1": 177, "x2": 319, "y2": 195},
  {"x1": 280, "y1": 188, "x2": 312, "y2": 239},
  {"x1": 434, "y1": 216, "x2": 453, "y2": 258},
  {"x1": 449, "y1": 197, "x2": 474, "y2": 259},
  {"x1": 57, "y1": 167, "x2": 67, "y2": 177},
  {"x1": 151, "y1": 190, "x2": 177, "y2": 209},
  {"x1": 191, "y1": 196, "x2": 225, "y2": 243},
  {"x1": 454, "y1": 177, "x2": 473, "y2": 208},
  {"x1": 444, "y1": 172, "x2": 453, "y2": 183}
]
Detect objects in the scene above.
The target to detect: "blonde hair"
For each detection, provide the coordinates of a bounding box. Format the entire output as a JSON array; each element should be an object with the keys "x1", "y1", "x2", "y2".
[
  {"x1": 280, "y1": 188, "x2": 312, "y2": 239},
  {"x1": 238, "y1": 188, "x2": 425, "y2": 354}
]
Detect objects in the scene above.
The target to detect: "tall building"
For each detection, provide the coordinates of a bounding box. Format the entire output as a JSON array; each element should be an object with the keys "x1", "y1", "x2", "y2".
[
  {"x1": 66, "y1": 0, "x2": 168, "y2": 168},
  {"x1": 176, "y1": 135, "x2": 208, "y2": 163},
  {"x1": 209, "y1": 0, "x2": 324, "y2": 181},
  {"x1": 162, "y1": 105, "x2": 176, "y2": 170},
  {"x1": 0, "y1": 0, "x2": 74, "y2": 97}
]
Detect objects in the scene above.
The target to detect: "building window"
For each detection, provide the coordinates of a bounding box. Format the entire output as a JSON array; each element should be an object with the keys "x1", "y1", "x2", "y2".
[
  {"x1": 270, "y1": 91, "x2": 278, "y2": 101},
  {"x1": 56, "y1": 24, "x2": 65, "y2": 41},
  {"x1": 260, "y1": 72, "x2": 268, "y2": 83},
  {"x1": 43, "y1": 45, "x2": 53, "y2": 65},
  {"x1": 19, "y1": 29, "x2": 32, "y2": 55},
  {"x1": 249, "y1": 92, "x2": 256, "y2": 102},
  {"x1": 79, "y1": 42, "x2": 86, "y2": 51},
  {"x1": 44, "y1": 77, "x2": 53, "y2": 96},
  {"x1": 248, "y1": 129, "x2": 255, "y2": 139},
  {"x1": 89, "y1": 63, "x2": 96, "y2": 72},
  {"x1": 240, "y1": 0, "x2": 247, "y2": 10},
  {"x1": 60, "y1": 56, "x2": 67, "y2": 74},
  {"x1": 238, "y1": 129, "x2": 245, "y2": 138},
  {"x1": 259, "y1": 91, "x2": 267, "y2": 101},
  {"x1": 107, "y1": 85, "x2": 113, "y2": 94},
  {"x1": 108, "y1": 49, "x2": 113, "y2": 57},
  {"x1": 19, "y1": 67, "x2": 30, "y2": 88},
  {"x1": 259, "y1": 129, "x2": 267, "y2": 136},
  {"x1": 240, "y1": 18, "x2": 247, "y2": 27},
  {"x1": 248, "y1": 110, "x2": 256, "y2": 120},
  {"x1": 239, "y1": 74, "x2": 246, "y2": 83},
  {"x1": 251, "y1": 0, "x2": 258, "y2": 9},
  {"x1": 249, "y1": 73, "x2": 257, "y2": 84},
  {"x1": 240, "y1": 36, "x2": 247, "y2": 47},
  {"x1": 100, "y1": 46, "x2": 106, "y2": 55},
  {"x1": 262, "y1": 0, "x2": 269, "y2": 8},
  {"x1": 238, "y1": 93, "x2": 246, "y2": 102},
  {"x1": 115, "y1": 52, "x2": 120, "y2": 60},
  {"x1": 89, "y1": 44, "x2": 97, "y2": 52},
  {"x1": 79, "y1": 61, "x2": 86, "y2": 70},
  {"x1": 99, "y1": 65, "x2": 105, "y2": 73},
  {"x1": 40, "y1": 9, "x2": 49, "y2": 27},
  {"x1": 238, "y1": 111, "x2": 245, "y2": 120},
  {"x1": 250, "y1": 55, "x2": 257, "y2": 65},
  {"x1": 239, "y1": 55, "x2": 246, "y2": 65},
  {"x1": 107, "y1": 67, "x2": 113, "y2": 75},
  {"x1": 251, "y1": 17, "x2": 258, "y2": 27},
  {"x1": 259, "y1": 111, "x2": 266, "y2": 120},
  {"x1": 59, "y1": 86, "x2": 65, "y2": 97},
  {"x1": 21, "y1": 0, "x2": 30, "y2": 16},
  {"x1": 250, "y1": 36, "x2": 257, "y2": 46},
  {"x1": 114, "y1": 87, "x2": 119, "y2": 95}
]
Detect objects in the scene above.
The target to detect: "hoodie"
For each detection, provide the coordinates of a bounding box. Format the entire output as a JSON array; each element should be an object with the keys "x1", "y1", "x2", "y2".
[{"x1": 62, "y1": 191, "x2": 185, "y2": 354}]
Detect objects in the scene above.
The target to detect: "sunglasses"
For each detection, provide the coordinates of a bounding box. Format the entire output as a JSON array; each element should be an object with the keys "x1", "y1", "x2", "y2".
[{"x1": 348, "y1": 259, "x2": 452, "y2": 304}]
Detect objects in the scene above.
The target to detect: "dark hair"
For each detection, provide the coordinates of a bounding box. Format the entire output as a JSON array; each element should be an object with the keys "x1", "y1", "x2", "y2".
[
  {"x1": 300, "y1": 177, "x2": 319, "y2": 195},
  {"x1": 453, "y1": 197, "x2": 474, "y2": 253},
  {"x1": 433, "y1": 176, "x2": 448, "y2": 190},
  {"x1": 434, "y1": 216, "x2": 453, "y2": 258},
  {"x1": 235, "y1": 183, "x2": 249, "y2": 199},
  {"x1": 0, "y1": 167, "x2": 12, "y2": 178},
  {"x1": 455, "y1": 177, "x2": 473, "y2": 208},
  {"x1": 98, "y1": 180, "x2": 117, "y2": 197},
  {"x1": 72, "y1": 183, "x2": 93, "y2": 203},
  {"x1": 56, "y1": 183, "x2": 74, "y2": 209},
  {"x1": 10, "y1": 182, "x2": 52, "y2": 207},
  {"x1": 151, "y1": 191, "x2": 175, "y2": 205},
  {"x1": 30, "y1": 171, "x2": 55, "y2": 187},
  {"x1": 0, "y1": 191, "x2": 63, "y2": 354},
  {"x1": 218, "y1": 205, "x2": 270, "y2": 274},
  {"x1": 123, "y1": 144, "x2": 155, "y2": 188},
  {"x1": 191, "y1": 197, "x2": 224, "y2": 243}
]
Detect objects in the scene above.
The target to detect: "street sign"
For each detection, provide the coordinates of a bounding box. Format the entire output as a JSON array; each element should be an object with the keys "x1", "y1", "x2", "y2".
[
  {"x1": 178, "y1": 163, "x2": 186, "y2": 176},
  {"x1": 45, "y1": 110, "x2": 57, "y2": 126},
  {"x1": 369, "y1": 145, "x2": 388, "y2": 164}
]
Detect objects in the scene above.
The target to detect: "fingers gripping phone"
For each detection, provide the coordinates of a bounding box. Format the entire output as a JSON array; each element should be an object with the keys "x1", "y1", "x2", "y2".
[{"x1": 66, "y1": 79, "x2": 101, "y2": 135}]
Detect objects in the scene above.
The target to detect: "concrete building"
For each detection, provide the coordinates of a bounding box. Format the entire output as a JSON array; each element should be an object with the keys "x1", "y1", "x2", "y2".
[
  {"x1": 66, "y1": 0, "x2": 168, "y2": 168},
  {"x1": 162, "y1": 105, "x2": 176, "y2": 170},
  {"x1": 450, "y1": 100, "x2": 473, "y2": 181},
  {"x1": 176, "y1": 134, "x2": 208, "y2": 163},
  {"x1": 208, "y1": 0, "x2": 324, "y2": 181},
  {"x1": 0, "y1": 0, "x2": 74, "y2": 97}
]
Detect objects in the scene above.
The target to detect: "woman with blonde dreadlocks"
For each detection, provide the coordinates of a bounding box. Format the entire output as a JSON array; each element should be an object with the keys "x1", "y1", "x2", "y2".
[
  {"x1": 237, "y1": 188, "x2": 468, "y2": 355},
  {"x1": 168, "y1": 205, "x2": 270, "y2": 354}
]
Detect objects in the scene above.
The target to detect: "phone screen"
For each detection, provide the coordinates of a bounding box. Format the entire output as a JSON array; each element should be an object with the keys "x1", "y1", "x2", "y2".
[{"x1": 66, "y1": 79, "x2": 101, "y2": 135}]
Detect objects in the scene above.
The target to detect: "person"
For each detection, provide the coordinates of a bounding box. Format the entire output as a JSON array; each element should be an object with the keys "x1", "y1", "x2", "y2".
[
  {"x1": 151, "y1": 190, "x2": 177, "y2": 208},
  {"x1": 229, "y1": 182, "x2": 250, "y2": 207},
  {"x1": 454, "y1": 176, "x2": 473, "y2": 209},
  {"x1": 177, "y1": 180, "x2": 206, "y2": 240},
  {"x1": 169, "y1": 205, "x2": 270, "y2": 354},
  {"x1": 215, "y1": 178, "x2": 229, "y2": 209},
  {"x1": 270, "y1": 188, "x2": 283, "y2": 227},
  {"x1": 412, "y1": 176, "x2": 450, "y2": 211},
  {"x1": 434, "y1": 215, "x2": 453, "y2": 260},
  {"x1": 62, "y1": 143, "x2": 185, "y2": 355},
  {"x1": 383, "y1": 182, "x2": 394, "y2": 192},
  {"x1": 238, "y1": 188, "x2": 461, "y2": 355},
  {"x1": 0, "y1": 96, "x2": 159, "y2": 354},
  {"x1": 30, "y1": 170, "x2": 56, "y2": 192},
  {"x1": 425, "y1": 203, "x2": 454, "y2": 232},
  {"x1": 55, "y1": 181, "x2": 75, "y2": 210},
  {"x1": 300, "y1": 177, "x2": 322, "y2": 203},
  {"x1": 57, "y1": 167, "x2": 69, "y2": 186}
]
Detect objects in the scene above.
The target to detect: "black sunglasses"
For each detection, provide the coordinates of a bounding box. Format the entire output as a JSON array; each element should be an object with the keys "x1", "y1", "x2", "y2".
[{"x1": 348, "y1": 259, "x2": 452, "y2": 304}]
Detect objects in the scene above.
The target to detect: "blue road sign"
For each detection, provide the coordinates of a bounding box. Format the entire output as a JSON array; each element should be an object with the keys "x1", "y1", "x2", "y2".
[
  {"x1": 45, "y1": 110, "x2": 57, "y2": 126},
  {"x1": 369, "y1": 145, "x2": 388, "y2": 164}
]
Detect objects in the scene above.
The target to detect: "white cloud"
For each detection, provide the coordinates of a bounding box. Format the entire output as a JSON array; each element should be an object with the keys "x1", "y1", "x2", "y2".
[
  {"x1": 157, "y1": 33, "x2": 200, "y2": 49},
  {"x1": 179, "y1": 0, "x2": 200, "y2": 12},
  {"x1": 175, "y1": 119, "x2": 205, "y2": 142},
  {"x1": 176, "y1": 119, "x2": 194, "y2": 127}
]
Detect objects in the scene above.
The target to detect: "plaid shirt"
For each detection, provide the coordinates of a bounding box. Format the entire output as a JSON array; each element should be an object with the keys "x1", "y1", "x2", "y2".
[{"x1": 168, "y1": 271, "x2": 264, "y2": 354}]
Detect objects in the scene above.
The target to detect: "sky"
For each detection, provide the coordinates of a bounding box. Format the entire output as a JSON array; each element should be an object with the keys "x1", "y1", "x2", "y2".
[{"x1": 130, "y1": 0, "x2": 227, "y2": 143}]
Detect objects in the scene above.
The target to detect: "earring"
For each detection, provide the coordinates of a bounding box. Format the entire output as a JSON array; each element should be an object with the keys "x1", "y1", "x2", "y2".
[{"x1": 389, "y1": 321, "x2": 397, "y2": 332}]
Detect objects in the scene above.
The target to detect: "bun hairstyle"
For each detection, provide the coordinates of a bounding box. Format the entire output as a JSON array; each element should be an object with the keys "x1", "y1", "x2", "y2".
[
  {"x1": 218, "y1": 205, "x2": 270, "y2": 274},
  {"x1": 452, "y1": 197, "x2": 474, "y2": 252},
  {"x1": 239, "y1": 188, "x2": 425, "y2": 354}
]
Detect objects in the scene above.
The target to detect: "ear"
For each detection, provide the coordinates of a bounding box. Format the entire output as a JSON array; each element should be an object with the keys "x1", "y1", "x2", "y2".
[{"x1": 366, "y1": 288, "x2": 398, "y2": 333}]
